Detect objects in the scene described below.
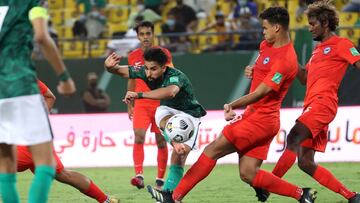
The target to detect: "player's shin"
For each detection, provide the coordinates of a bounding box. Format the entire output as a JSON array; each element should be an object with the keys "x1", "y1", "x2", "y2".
[
  {"x1": 0, "y1": 173, "x2": 20, "y2": 203},
  {"x1": 28, "y1": 165, "x2": 56, "y2": 203},
  {"x1": 172, "y1": 153, "x2": 217, "y2": 201},
  {"x1": 272, "y1": 148, "x2": 297, "y2": 178}
]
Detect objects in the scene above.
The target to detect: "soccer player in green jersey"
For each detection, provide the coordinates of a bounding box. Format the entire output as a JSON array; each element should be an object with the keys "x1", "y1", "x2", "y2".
[
  {"x1": 0, "y1": 1, "x2": 75, "y2": 203},
  {"x1": 104, "y1": 48, "x2": 206, "y2": 195}
]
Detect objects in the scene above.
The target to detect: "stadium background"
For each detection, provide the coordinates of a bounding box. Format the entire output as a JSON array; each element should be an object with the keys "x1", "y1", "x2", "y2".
[{"x1": 20, "y1": 0, "x2": 360, "y2": 202}]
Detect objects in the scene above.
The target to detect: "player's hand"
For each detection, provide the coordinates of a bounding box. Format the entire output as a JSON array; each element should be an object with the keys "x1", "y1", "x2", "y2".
[
  {"x1": 127, "y1": 104, "x2": 134, "y2": 120},
  {"x1": 104, "y1": 52, "x2": 121, "y2": 72},
  {"x1": 57, "y1": 79, "x2": 76, "y2": 96},
  {"x1": 244, "y1": 65, "x2": 253, "y2": 79},
  {"x1": 172, "y1": 142, "x2": 186, "y2": 155},
  {"x1": 224, "y1": 103, "x2": 236, "y2": 121},
  {"x1": 122, "y1": 91, "x2": 137, "y2": 104}
]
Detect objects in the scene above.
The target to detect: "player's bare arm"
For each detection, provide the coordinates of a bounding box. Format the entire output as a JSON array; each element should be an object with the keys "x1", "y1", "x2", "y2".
[
  {"x1": 104, "y1": 53, "x2": 129, "y2": 77},
  {"x1": 123, "y1": 85, "x2": 180, "y2": 104},
  {"x1": 126, "y1": 79, "x2": 135, "y2": 120},
  {"x1": 30, "y1": 8, "x2": 76, "y2": 96},
  {"x1": 244, "y1": 65, "x2": 254, "y2": 79},
  {"x1": 354, "y1": 60, "x2": 360, "y2": 70},
  {"x1": 224, "y1": 83, "x2": 273, "y2": 121},
  {"x1": 43, "y1": 89, "x2": 56, "y2": 111},
  {"x1": 297, "y1": 64, "x2": 307, "y2": 85}
]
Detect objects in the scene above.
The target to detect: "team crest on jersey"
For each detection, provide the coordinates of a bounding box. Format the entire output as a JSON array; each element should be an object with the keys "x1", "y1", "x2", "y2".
[
  {"x1": 263, "y1": 57, "x2": 270, "y2": 64},
  {"x1": 323, "y1": 47, "x2": 331, "y2": 54}
]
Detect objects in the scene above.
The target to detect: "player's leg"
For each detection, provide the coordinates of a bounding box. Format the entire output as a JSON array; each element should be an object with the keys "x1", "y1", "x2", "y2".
[
  {"x1": 272, "y1": 122, "x2": 311, "y2": 178},
  {"x1": 171, "y1": 133, "x2": 237, "y2": 201},
  {"x1": 0, "y1": 144, "x2": 19, "y2": 203},
  {"x1": 28, "y1": 141, "x2": 56, "y2": 203},
  {"x1": 154, "y1": 131, "x2": 168, "y2": 188},
  {"x1": 298, "y1": 145, "x2": 357, "y2": 200},
  {"x1": 151, "y1": 106, "x2": 168, "y2": 187},
  {"x1": 131, "y1": 105, "x2": 152, "y2": 189},
  {"x1": 241, "y1": 155, "x2": 306, "y2": 201}
]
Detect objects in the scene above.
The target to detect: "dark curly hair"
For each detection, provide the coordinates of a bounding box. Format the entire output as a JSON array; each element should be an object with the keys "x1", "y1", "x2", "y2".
[
  {"x1": 144, "y1": 48, "x2": 168, "y2": 66},
  {"x1": 306, "y1": 0, "x2": 339, "y2": 31},
  {"x1": 259, "y1": 7, "x2": 289, "y2": 30}
]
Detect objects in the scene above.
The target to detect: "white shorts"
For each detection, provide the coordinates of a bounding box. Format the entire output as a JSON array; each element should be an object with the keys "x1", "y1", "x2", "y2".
[
  {"x1": 0, "y1": 94, "x2": 52, "y2": 145},
  {"x1": 155, "y1": 106, "x2": 201, "y2": 149}
]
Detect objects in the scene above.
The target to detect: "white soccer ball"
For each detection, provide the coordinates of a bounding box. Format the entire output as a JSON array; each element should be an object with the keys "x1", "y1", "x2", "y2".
[{"x1": 164, "y1": 114, "x2": 195, "y2": 143}]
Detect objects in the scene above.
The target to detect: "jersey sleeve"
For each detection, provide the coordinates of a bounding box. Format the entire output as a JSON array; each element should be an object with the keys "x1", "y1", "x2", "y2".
[
  {"x1": 128, "y1": 65, "x2": 146, "y2": 80},
  {"x1": 28, "y1": 6, "x2": 49, "y2": 21},
  {"x1": 262, "y1": 60, "x2": 293, "y2": 92},
  {"x1": 165, "y1": 73, "x2": 183, "y2": 89},
  {"x1": 37, "y1": 79, "x2": 48, "y2": 95},
  {"x1": 338, "y1": 39, "x2": 360, "y2": 65}
]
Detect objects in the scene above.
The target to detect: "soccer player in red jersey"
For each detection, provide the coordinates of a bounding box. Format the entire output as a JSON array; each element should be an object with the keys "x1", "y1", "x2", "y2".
[
  {"x1": 127, "y1": 21, "x2": 174, "y2": 189},
  {"x1": 16, "y1": 80, "x2": 120, "y2": 203},
  {"x1": 261, "y1": 2, "x2": 360, "y2": 203},
  {"x1": 147, "y1": 7, "x2": 316, "y2": 203}
]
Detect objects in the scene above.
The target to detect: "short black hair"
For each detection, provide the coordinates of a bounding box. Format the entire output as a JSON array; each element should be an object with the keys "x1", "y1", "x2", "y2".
[
  {"x1": 306, "y1": 1, "x2": 339, "y2": 31},
  {"x1": 259, "y1": 7, "x2": 289, "y2": 30},
  {"x1": 134, "y1": 21, "x2": 154, "y2": 33},
  {"x1": 144, "y1": 48, "x2": 168, "y2": 66}
]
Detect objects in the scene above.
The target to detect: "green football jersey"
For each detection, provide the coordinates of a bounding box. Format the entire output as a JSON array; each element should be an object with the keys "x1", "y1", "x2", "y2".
[
  {"x1": 0, "y1": 0, "x2": 40, "y2": 99},
  {"x1": 129, "y1": 66, "x2": 207, "y2": 118}
]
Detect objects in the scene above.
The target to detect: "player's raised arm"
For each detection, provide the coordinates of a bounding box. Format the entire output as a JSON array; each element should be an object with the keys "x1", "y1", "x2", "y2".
[
  {"x1": 123, "y1": 85, "x2": 180, "y2": 104},
  {"x1": 30, "y1": 6, "x2": 76, "y2": 96},
  {"x1": 297, "y1": 64, "x2": 307, "y2": 85},
  {"x1": 227, "y1": 83, "x2": 273, "y2": 110},
  {"x1": 104, "y1": 53, "x2": 130, "y2": 77}
]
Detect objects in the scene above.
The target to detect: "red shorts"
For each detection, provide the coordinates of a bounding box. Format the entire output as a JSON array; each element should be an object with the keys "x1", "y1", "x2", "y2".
[
  {"x1": 298, "y1": 101, "x2": 337, "y2": 152},
  {"x1": 133, "y1": 103, "x2": 161, "y2": 134},
  {"x1": 222, "y1": 112, "x2": 280, "y2": 160},
  {"x1": 17, "y1": 146, "x2": 64, "y2": 174}
]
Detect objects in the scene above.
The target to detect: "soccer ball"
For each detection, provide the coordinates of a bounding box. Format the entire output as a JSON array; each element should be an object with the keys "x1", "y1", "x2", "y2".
[{"x1": 164, "y1": 114, "x2": 195, "y2": 143}]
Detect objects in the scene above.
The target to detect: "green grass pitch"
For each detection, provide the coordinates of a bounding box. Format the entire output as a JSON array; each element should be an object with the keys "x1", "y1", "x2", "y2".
[{"x1": 17, "y1": 163, "x2": 360, "y2": 203}]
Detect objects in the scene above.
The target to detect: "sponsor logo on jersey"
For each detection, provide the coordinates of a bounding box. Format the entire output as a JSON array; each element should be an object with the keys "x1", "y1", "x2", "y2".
[
  {"x1": 323, "y1": 47, "x2": 331, "y2": 54},
  {"x1": 350, "y1": 47, "x2": 360, "y2": 56},
  {"x1": 271, "y1": 72, "x2": 283, "y2": 84},
  {"x1": 263, "y1": 57, "x2": 270, "y2": 64}
]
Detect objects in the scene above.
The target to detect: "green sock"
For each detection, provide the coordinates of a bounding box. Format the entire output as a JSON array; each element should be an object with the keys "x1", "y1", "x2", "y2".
[
  {"x1": 163, "y1": 165, "x2": 184, "y2": 191},
  {"x1": 29, "y1": 165, "x2": 56, "y2": 203},
  {"x1": 0, "y1": 173, "x2": 20, "y2": 203}
]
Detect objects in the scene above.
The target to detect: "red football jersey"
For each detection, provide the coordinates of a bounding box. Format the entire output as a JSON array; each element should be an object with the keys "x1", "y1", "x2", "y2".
[
  {"x1": 128, "y1": 46, "x2": 173, "y2": 106},
  {"x1": 37, "y1": 79, "x2": 48, "y2": 96},
  {"x1": 304, "y1": 36, "x2": 360, "y2": 107},
  {"x1": 248, "y1": 40, "x2": 298, "y2": 118}
]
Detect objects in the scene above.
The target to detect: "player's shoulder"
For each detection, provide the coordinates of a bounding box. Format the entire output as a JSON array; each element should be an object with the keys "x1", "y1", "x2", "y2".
[
  {"x1": 129, "y1": 48, "x2": 142, "y2": 57},
  {"x1": 259, "y1": 40, "x2": 268, "y2": 50}
]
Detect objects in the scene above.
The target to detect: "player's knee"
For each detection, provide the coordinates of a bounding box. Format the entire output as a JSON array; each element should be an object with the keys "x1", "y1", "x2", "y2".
[
  {"x1": 239, "y1": 165, "x2": 257, "y2": 184},
  {"x1": 134, "y1": 130, "x2": 146, "y2": 143},
  {"x1": 297, "y1": 157, "x2": 314, "y2": 174}
]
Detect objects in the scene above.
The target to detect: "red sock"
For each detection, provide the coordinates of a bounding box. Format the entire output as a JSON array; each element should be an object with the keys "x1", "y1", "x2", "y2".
[
  {"x1": 172, "y1": 153, "x2": 216, "y2": 201},
  {"x1": 157, "y1": 146, "x2": 168, "y2": 179},
  {"x1": 83, "y1": 181, "x2": 107, "y2": 203},
  {"x1": 313, "y1": 165, "x2": 356, "y2": 199},
  {"x1": 272, "y1": 149, "x2": 296, "y2": 178},
  {"x1": 133, "y1": 143, "x2": 144, "y2": 175},
  {"x1": 252, "y1": 169, "x2": 303, "y2": 200}
]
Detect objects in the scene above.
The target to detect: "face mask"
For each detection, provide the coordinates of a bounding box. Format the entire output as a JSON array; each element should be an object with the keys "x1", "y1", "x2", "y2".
[
  {"x1": 166, "y1": 19, "x2": 175, "y2": 27},
  {"x1": 137, "y1": 4, "x2": 144, "y2": 11}
]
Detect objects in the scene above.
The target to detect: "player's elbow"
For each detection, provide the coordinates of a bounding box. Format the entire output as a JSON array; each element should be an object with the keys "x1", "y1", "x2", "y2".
[
  {"x1": 34, "y1": 33, "x2": 50, "y2": 45},
  {"x1": 167, "y1": 91, "x2": 177, "y2": 98}
]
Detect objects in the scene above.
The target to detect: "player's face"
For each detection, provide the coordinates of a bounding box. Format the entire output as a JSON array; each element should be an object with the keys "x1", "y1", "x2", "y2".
[
  {"x1": 137, "y1": 26, "x2": 154, "y2": 49},
  {"x1": 144, "y1": 60, "x2": 166, "y2": 81},
  {"x1": 261, "y1": 20, "x2": 277, "y2": 43},
  {"x1": 308, "y1": 17, "x2": 325, "y2": 41}
]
